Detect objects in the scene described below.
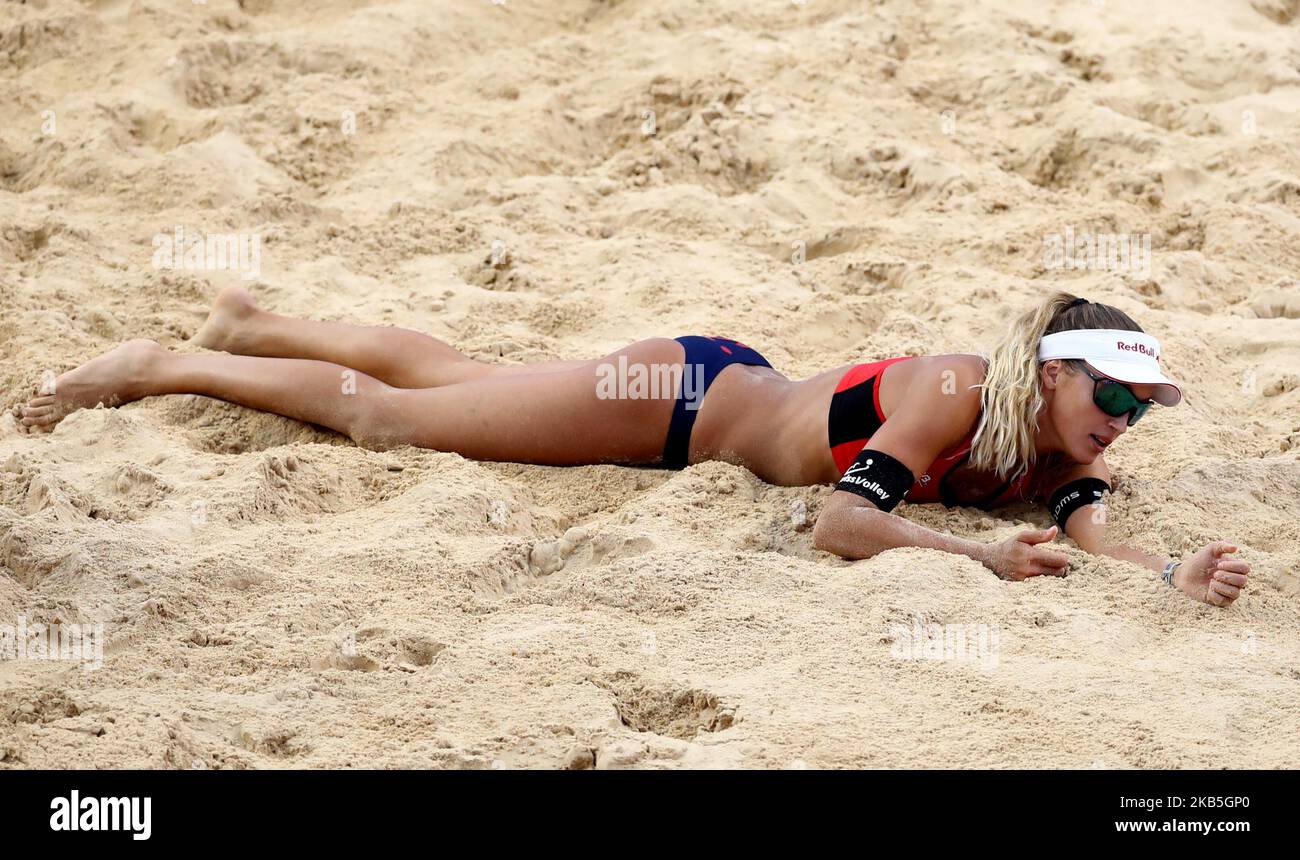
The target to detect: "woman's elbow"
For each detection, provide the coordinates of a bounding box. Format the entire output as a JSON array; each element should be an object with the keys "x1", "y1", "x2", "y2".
[
  {"x1": 812, "y1": 501, "x2": 877, "y2": 558},
  {"x1": 811, "y1": 512, "x2": 838, "y2": 554}
]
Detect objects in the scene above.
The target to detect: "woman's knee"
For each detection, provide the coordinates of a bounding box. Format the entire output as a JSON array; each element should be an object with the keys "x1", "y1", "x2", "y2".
[{"x1": 347, "y1": 384, "x2": 424, "y2": 450}]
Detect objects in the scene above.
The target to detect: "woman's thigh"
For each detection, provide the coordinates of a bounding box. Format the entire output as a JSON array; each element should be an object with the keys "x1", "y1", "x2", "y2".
[{"x1": 382, "y1": 338, "x2": 685, "y2": 465}]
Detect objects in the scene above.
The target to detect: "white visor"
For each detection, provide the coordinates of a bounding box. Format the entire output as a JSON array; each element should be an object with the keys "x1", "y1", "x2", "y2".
[{"x1": 1038, "y1": 328, "x2": 1182, "y2": 406}]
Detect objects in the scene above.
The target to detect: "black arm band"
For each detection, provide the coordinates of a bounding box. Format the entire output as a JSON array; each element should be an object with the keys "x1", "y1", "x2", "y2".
[
  {"x1": 835, "y1": 448, "x2": 914, "y2": 512},
  {"x1": 1048, "y1": 477, "x2": 1110, "y2": 529}
]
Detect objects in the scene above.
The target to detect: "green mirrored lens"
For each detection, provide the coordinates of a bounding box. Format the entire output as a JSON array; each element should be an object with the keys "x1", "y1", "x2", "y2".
[
  {"x1": 1126, "y1": 401, "x2": 1151, "y2": 425},
  {"x1": 1093, "y1": 381, "x2": 1138, "y2": 417},
  {"x1": 1093, "y1": 380, "x2": 1151, "y2": 425}
]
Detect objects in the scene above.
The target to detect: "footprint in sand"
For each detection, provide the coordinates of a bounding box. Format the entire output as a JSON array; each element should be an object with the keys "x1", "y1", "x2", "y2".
[{"x1": 528, "y1": 526, "x2": 589, "y2": 575}]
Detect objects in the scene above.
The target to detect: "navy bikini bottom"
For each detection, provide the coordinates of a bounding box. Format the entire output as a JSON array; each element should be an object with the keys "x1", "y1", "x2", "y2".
[{"x1": 661, "y1": 335, "x2": 772, "y2": 468}]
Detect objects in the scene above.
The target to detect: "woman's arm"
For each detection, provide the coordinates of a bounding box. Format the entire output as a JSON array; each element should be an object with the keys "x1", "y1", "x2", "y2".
[
  {"x1": 1052, "y1": 458, "x2": 1251, "y2": 607},
  {"x1": 1064, "y1": 508, "x2": 1170, "y2": 571},
  {"x1": 814, "y1": 497, "x2": 991, "y2": 562},
  {"x1": 813, "y1": 497, "x2": 1068, "y2": 579}
]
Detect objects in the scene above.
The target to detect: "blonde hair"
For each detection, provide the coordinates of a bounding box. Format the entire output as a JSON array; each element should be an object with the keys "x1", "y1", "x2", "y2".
[{"x1": 968, "y1": 292, "x2": 1144, "y2": 480}]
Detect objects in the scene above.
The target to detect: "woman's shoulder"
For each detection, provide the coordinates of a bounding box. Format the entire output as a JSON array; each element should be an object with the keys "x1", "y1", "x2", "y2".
[
  {"x1": 878, "y1": 353, "x2": 986, "y2": 439},
  {"x1": 883, "y1": 353, "x2": 987, "y2": 406},
  {"x1": 885, "y1": 352, "x2": 986, "y2": 380}
]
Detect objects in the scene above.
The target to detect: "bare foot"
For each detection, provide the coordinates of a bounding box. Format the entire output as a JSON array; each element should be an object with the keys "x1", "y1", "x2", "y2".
[
  {"x1": 192, "y1": 285, "x2": 261, "y2": 353},
  {"x1": 19, "y1": 340, "x2": 168, "y2": 433}
]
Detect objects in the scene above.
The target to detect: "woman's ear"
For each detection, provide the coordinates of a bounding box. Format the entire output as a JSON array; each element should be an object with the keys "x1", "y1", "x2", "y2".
[{"x1": 1039, "y1": 359, "x2": 1064, "y2": 392}]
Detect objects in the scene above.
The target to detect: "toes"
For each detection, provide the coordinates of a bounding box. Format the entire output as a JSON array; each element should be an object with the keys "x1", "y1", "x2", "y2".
[{"x1": 20, "y1": 409, "x2": 59, "y2": 431}]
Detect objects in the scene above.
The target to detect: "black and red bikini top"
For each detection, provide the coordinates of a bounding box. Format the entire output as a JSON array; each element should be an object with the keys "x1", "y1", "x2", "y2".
[{"x1": 829, "y1": 356, "x2": 1039, "y2": 509}]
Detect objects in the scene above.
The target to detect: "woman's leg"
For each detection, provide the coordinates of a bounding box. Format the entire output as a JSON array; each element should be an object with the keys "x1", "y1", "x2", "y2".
[
  {"x1": 19, "y1": 338, "x2": 683, "y2": 465},
  {"x1": 192, "y1": 286, "x2": 588, "y2": 389}
]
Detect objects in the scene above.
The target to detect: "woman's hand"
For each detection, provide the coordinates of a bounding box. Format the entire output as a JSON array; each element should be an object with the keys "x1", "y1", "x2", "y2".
[
  {"x1": 982, "y1": 526, "x2": 1070, "y2": 581},
  {"x1": 1175, "y1": 541, "x2": 1249, "y2": 607}
]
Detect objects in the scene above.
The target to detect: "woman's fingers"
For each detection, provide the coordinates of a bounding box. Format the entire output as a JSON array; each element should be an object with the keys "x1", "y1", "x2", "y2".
[
  {"x1": 1209, "y1": 580, "x2": 1240, "y2": 601},
  {"x1": 1202, "y1": 581, "x2": 1237, "y2": 606},
  {"x1": 1023, "y1": 562, "x2": 1067, "y2": 578},
  {"x1": 1205, "y1": 591, "x2": 1229, "y2": 607},
  {"x1": 1017, "y1": 526, "x2": 1058, "y2": 545},
  {"x1": 1034, "y1": 548, "x2": 1070, "y2": 569},
  {"x1": 1214, "y1": 559, "x2": 1250, "y2": 575},
  {"x1": 1211, "y1": 542, "x2": 1239, "y2": 558},
  {"x1": 1005, "y1": 547, "x2": 1069, "y2": 579}
]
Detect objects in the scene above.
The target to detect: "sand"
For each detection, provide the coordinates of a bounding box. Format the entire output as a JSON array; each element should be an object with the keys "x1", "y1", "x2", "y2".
[{"x1": 2, "y1": 0, "x2": 1299, "y2": 769}]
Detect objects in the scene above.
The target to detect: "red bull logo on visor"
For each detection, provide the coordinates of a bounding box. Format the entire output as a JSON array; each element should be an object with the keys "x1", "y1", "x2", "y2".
[{"x1": 1116, "y1": 340, "x2": 1157, "y2": 359}]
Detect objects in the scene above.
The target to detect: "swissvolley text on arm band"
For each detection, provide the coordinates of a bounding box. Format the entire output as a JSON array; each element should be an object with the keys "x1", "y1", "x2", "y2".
[
  {"x1": 835, "y1": 448, "x2": 914, "y2": 512},
  {"x1": 1048, "y1": 477, "x2": 1110, "y2": 529}
]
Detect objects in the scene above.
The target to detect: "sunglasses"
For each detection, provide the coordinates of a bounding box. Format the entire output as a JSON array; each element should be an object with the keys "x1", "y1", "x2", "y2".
[{"x1": 1079, "y1": 365, "x2": 1153, "y2": 426}]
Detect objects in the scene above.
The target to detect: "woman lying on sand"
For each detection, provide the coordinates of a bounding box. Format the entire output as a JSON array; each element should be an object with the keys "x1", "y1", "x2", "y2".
[{"x1": 18, "y1": 289, "x2": 1248, "y2": 606}]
